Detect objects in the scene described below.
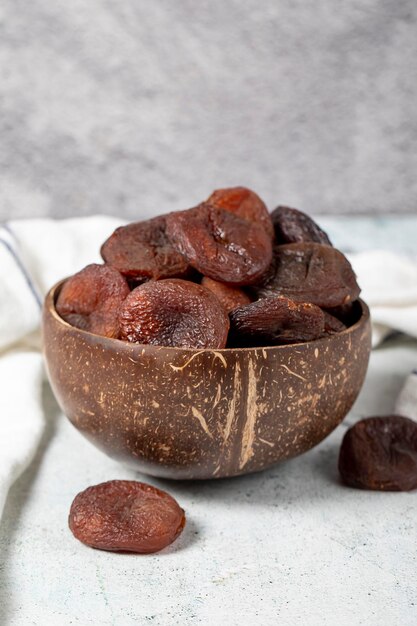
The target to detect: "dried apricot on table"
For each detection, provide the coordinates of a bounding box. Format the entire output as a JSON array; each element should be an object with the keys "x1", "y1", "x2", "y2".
[
  {"x1": 271, "y1": 205, "x2": 332, "y2": 245},
  {"x1": 201, "y1": 277, "x2": 251, "y2": 313},
  {"x1": 339, "y1": 416, "x2": 417, "y2": 491},
  {"x1": 166, "y1": 204, "x2": 272, "y2": 286},
  {"x1": 101, "y1": 215, "x2": 191, "y2": 280},
  {"x1": 69, "y1": 480, "x2": 186, "y2": 553},
  {"x1": 229, "y1": 295, "x2": 325, "y2": 345},
  {"x1": 256, "y1": 242, "x2": 360, "y2": 308},
  {"x1": 207, "y1": 186, "x2": 274, "y2": 239},
  {"x1": 56, "y1": 263, "x2": 129, "y2": 338},
  {"x1": 119, "y1": 278, "x2": 230, "y2": 348}
]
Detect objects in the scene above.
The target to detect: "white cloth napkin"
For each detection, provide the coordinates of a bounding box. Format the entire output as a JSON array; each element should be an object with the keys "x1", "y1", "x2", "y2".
[
  {"x1": 0, "y1": 217, "x2": 122, "y2": 522},
  {"x1": 0, "y1": 216, "x2": 416, "y2": 522},
  {"x1": 346, "y1": 251, "x2": 417, "y2": 346}
]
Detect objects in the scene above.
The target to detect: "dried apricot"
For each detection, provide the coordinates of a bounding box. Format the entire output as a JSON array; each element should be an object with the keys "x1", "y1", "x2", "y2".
[
  {"x1": 256, "y1": 243, "x2": 360, "y2": 308},
  {"x1": 322, "y1": 310, "x2": 347, "y2": 334},
  {"x1": 166, "y1": 204, "x2": 272, "y2": 286},
  {"x1": 324, "y1": 301, "x2": 360, "y2": 328},
  {"x1": 229, "y1": 295, "x2": 325, "y2": 345},
  {"x1": 69, "y1": 480, "x2": 186, "y2": 553},
  {"x1": 201, "y1": 277, "x2": 251, "y2": 313},
  {"x1": 339, "y1": 416, "x2": 417, "y2": 491},
  {"x1": 101, "y1": 216, "x2": 191, "y2": 280},
  {"x1": 207, "y1": 186, "x2": 274, "y2": 238},
  {"x1": 119, "y1": 279, "x2": 230, "y2": 348},
  {"x1": 56, "y1": 264, "x2": 129, "y2": 338},
  {"x1": 271, "y1": 206, "x2": 332, "y2": 245}
]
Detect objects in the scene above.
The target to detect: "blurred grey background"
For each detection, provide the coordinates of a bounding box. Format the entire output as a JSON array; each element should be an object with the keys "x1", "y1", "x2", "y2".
[{"x1": 0, "y1": 0, "x2": 416, "y2": 221}]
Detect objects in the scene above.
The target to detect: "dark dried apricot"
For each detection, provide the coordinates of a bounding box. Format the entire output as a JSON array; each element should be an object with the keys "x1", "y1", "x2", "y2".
[
  {"x1": 256, "y1": 243, "x2": 360, "y2": 308},
  {"x1": 201, "y1": 277, "x2": 251, "y2": 313},
  {"x1": 56, "y1": 264, "x2": 129, "y2": 338},
  {"x1": 207, "y1": 186, "x2": 274, "y2": 238},
  {"x1": 322, "y1": 310, "x2": 347, "y2": 334},
  {"x1": 119, "y1": 279, "x2": 230, "y2": 348},
  {"x1": 101, "y1": 215, "x2": 191, "y2": 280},
  {"x1": 325, "y1": 301, "x2": 360, "y2": 328},
  {"x1": 271, "y1": 206, "x2": 332, "y2": 245},
  {"x1": 229, "y1": 296, "x2": 325, "y2": 345},
  {"x1": 166, "y1": 204, "x2": 272, "y2": 286},
  {"x1": 339, "y1": 416, "x2": 417, "y2": 491},
  {"x1": 69, "y1": 480, "x2": 185, "y2": 553}
]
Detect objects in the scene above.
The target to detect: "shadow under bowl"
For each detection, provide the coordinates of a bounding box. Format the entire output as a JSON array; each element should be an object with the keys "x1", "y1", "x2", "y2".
[{"x1": 43, "y1": 281, "x2": 371, "y2": 480}]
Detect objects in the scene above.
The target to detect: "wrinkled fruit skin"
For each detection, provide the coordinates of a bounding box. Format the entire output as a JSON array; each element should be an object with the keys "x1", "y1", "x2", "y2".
[
  {"x1": 56, "y1": 264, "x2": 129, "y2": 338},
  {"x1": 208, "y1": 186, "x2": 274, "y2": 239},
  {"x1": 101, "y1": 215, "x2": 191, "y2": 280},
  {"x1": 257, "y1": 243, "x2": 360, "y2": 308},
  {"x1": 201, "y1": 277, "x2": 252, "y2": 313},
  {"x1": 339, "y1": 416, "x2": 417, "y2": 491},
  {"x1": 69, "y1": 480, "x2": 186, "y2": 553},
  {"x1": 271, "y1": 205, "x2": 332, "y2": 246},
  {"x1": 166, "y1": 204, "x2": 273, "y2": 286},
  {"x1": 119, "y1": 279, "x2": 230, "y2": 348},
  {"x1": 229, "y1": 296, "x2": 325, "y2": 345}
]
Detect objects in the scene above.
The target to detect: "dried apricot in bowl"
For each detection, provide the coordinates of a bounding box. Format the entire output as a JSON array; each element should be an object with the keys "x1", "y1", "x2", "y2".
[
  {"x1": 69, "y1": 480, "x2": 186, "y2": 553},
  {"x1": 271, "y1": 206, "x2": 332, "y2": 246},
  {"x1": 166, "y1": 203, "x2": 273, "y2": 286},
  {"x1": 207, "y1": 186, "x2": 274, "y2": 239},
  {"x1": 101, "y1": 215, "x2": 190, "y2": 280},
  {"x1": 56, "y1": 264, "x2": 129, "y2": 338},
  {"x1": 119, "y1": 278, "x2": 230, "y2": 348},
  {"x1": 229, "y1": 296, "x2": 325, "y2": 345},
  {"x1": 201, "y1": 277, "x2": 251, "y2": 313},
  {"x1": 257, "y1": 242, "x2": 360, "y2": 308},
  {"x1": 323, "y1": 310, "x2": 347, "y2": 334}
]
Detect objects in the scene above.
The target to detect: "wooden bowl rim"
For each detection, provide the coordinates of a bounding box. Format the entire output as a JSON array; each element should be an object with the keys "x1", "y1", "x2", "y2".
[{"x1": 44, "y1": 279, "x2": 370, "y2": 355}]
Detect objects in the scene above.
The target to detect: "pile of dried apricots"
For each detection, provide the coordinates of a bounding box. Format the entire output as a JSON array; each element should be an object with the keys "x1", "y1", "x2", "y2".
[{"x1": 56, "y1": 186, "x2": 361, "y2": 349}]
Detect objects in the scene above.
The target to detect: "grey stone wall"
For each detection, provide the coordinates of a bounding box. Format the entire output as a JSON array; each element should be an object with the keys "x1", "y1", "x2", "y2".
[{"x1": 1, "y1": 0, "x2": 416, "y2": 221}]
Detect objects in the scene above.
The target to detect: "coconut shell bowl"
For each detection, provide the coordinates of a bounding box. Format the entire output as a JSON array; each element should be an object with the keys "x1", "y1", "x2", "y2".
[{"x1": 43, "y1": 281, "x2": 371, "y2": 480}]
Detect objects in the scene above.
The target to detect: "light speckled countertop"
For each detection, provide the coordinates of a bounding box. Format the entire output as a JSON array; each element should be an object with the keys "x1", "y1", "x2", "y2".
[{"x1": 0, "y1": 217, "x2": 416, "y2": 626}]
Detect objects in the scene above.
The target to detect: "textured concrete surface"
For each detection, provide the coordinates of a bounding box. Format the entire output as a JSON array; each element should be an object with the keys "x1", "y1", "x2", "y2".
[{"x1": 1, "y1": 1, "x2": 417, "y2": 221}]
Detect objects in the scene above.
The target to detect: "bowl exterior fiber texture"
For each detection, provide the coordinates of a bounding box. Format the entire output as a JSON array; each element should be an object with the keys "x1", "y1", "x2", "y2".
[{"x1": 43, "y1": 282, "x2": 371, "y2": 480}]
